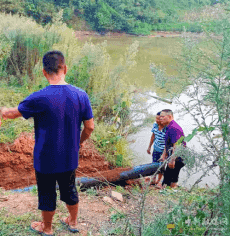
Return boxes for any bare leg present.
[42,210,55,234]
[31,211,55,235]
[155,173,163,184]
[66,203,79,226]
[170,182,178,188]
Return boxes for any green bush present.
[91,122,132,167]
[66,56,91,92]
[0,13,61,85]
[0,0,25,15]
[132,22,152,35]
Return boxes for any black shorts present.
[162,158,185,186]
[35,169,79,211]
[152,150,164,174]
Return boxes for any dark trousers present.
[162,159,185,186]
[35,169,79,211]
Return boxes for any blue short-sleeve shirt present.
[151,123,166,152]
[18,84,93,174]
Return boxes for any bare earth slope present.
[0,132,130,190]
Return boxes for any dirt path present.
[0,184,166,236]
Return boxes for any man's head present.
[42,51,67,79]
[155,111,161,125]
[160,109,174,126]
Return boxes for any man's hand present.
[168,157,176,169]
[158,154,166,162]
[1,107,8,120]
[159,147,166,162]
[80,118,94,145]
[1,107,22,120]
[147,147,151,154]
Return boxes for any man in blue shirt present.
[1,51,94,235]
[147,111,166,188]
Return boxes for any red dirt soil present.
[0,132,131,190]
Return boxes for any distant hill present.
[0,0,227,34]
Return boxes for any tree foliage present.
[0,0,222,34]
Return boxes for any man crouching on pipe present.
[158,109,186,189]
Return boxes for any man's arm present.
[147,133,155,154]
[158,147,167,161]
[168,143,177,169]
[80,118,94,147]
[1,107,22,120]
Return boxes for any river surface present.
[84,34,219,189]
[81,34,181,88]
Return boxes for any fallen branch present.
[148,95,172,104]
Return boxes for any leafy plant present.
[86,187,98,196]
[110,212,126,223]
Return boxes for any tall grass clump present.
[0,13,61,86]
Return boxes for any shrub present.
[91,122,132,167]
[0,13,61,85]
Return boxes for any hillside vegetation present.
[0,0,228,34]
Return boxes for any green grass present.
[152,20,224,33]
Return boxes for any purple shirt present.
[165,120,186,157]
[18,84,93,174]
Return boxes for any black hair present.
[156,111,161,116]
[43,51,65,74]
[161,109,173,116]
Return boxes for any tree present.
[149,5,230,233]
[0,0,25,15]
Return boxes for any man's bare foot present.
[30,222,54,235]
[154,183,163,189]
[170,182,178,188]
[150,176,157,185]
[60,217,79,233]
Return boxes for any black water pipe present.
[11,163,161,192]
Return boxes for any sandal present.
[60,217,79,233]
[30,222,54,236]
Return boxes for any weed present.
[115,186,126,194]
[110,212,126,223]
[86,187,98,196]
[30,186,37,196]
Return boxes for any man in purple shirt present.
[159,109,186,188]
[1,51,94,235]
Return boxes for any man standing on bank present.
[1,51,94,235]
[147,111,166,188]
[159,109,186,188]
